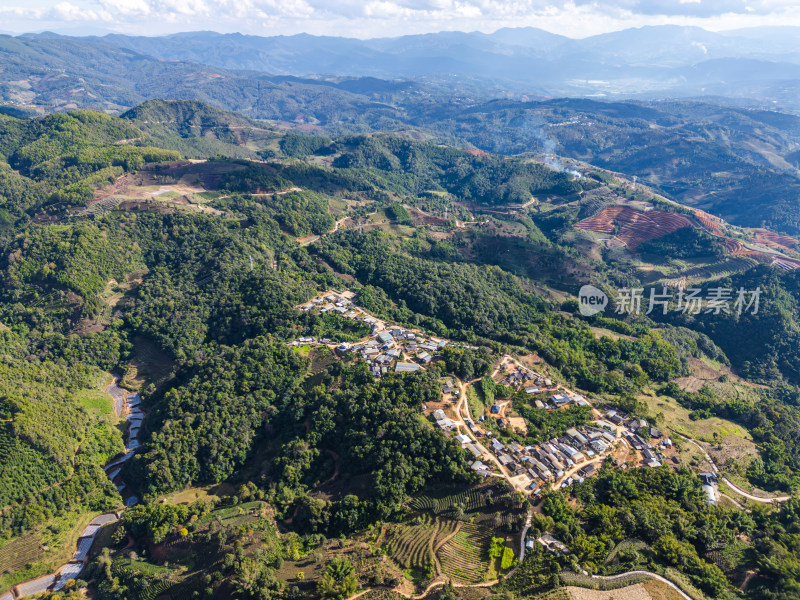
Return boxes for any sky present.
[2,0,800,38]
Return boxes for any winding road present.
[676,433,791,504]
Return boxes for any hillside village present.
[291,291,708,511]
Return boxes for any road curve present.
[676,433,791,504]
[721,477,791,504]
[588,570,693,600]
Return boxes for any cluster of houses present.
[294,291,449,378]
[464,422,618,495]
[501,367,552,390]
[335,327,448,377]
[608,408,673,469]
[298,292,359,317]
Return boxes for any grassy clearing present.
[639,391,750,444]
[468,385,485,421]
[76,389,115,415]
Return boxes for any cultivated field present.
[438,523,493,584]
[575,206,693,250]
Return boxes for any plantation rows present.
[384,516,435,571]
[474,511,517,528]
[438,523,492,584]
[680,257,758,281]
[409,488,489,516]
[0,532,44,575]
[0,428,68,507]
[433,519,458,548]
[111,559,182,600]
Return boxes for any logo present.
[579,285,608,317]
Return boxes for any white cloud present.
[2,0,800,37]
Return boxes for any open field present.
[639,392,752,444]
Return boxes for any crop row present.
[438,523,492,583]
[0,533,44,574]
[386,520,434,570]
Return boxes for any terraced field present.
[409,488,491,517]
[383,515,436,572]
[438,523,493,584]
[575,206,693,250]
[754,229,800,253]
[677,257,759,280]
[719,239,761,257]
[196,501,265,526]
[693,210,725,236]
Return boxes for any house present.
[551,393,570,406]
[497,418,507,428]
[490,404,500,414]
[534,400,546,409]
[508,441,523,454]
[469,443,487,458]
[566,428,588,446]
[524,386,539,394]
[491,438,505,453]
[578,463,596,477]
[699,472,718,485]
[590,439,609,454]
[417,351,433,364]
[596,420,617,433]
[455,433,471,446]
[650,427,663,439]
[471,461,491,475]
[498,454,514,466]
[600,431,616,444]
[395,362,420,373]
[526,538,536,550]
[436,418,456,430]
[433,409,447,421]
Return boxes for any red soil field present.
[719,238,762,257]
[693,210,725,236]
[575,206,693,250]
[754,229,800,253]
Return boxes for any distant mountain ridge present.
[66,25,800,100]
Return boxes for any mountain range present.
[32,25,800,102]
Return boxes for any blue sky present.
[1,0,800,37]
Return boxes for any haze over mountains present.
[22,25,800,104]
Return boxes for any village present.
[291,290,718,508]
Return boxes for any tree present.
[317,557,358,600]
